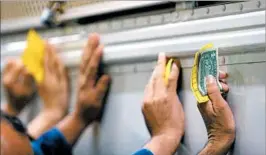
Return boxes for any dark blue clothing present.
[31,128,154,155]
[133,148,154,155]
[1,110,152,155]
[31,128,72,155]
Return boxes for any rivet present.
[222,5,226,12]
[133,65,137,73]
[206,8,210,14]
[257,1,261,8]
[239,4,243,11]
[191,10,194,16]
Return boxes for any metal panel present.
[2,51,263,155]
[1,11,265,67]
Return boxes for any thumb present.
[206,75,225,107]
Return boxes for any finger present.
[221,82,229,93]
[206,75,226,107]
[2,59,16,84]
[150,53,166,92]
[44,43,53,74]
[95,75,110,101]
[155,52,166,78]
[85,45,103,81]
[63,67,70,92]
[3,58,16,75]
[43,43,49,73]
[143,80,154,104]
[57,57,65,81]
[2,59,17,87]
[50,45,60,79]
[149,65,158,84]
[168,62,179,92]
[219,70,228,79]
[9,60,24,82]
[80,33,100,73]
[54,54,64,81]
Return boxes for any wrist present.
[40,108,67,122]
[42,97,68,112]
[72,109,91,128]
[145,133,181,155]
[199,138,234,155]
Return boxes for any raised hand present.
[27,43,70,139]
[198,71,235,155]
[1,59,35,116]
[142,53,185,155]
[57,33,110,145]
[37,43,69,116]
[74,33,110,125]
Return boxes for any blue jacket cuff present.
[31,128,72,155]
[133,148,154,155]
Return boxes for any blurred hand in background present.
[27,42,70,139]
[1,58,35,116]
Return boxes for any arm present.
[30,35,108,155]
[57,33,110,145]
[198,74,235,155]
[27,43,70,139]
[56,111,87,145]
[27,109,66,139]
[135,53,185,155]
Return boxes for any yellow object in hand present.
[190,43,214,104]
[164,58,174,85]
[21,29,45,84]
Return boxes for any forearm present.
[56,110,88,146]
[27,109,65,139]
[144,133,181,155]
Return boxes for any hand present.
[198,72,235,155]
[27,43,70,138]
[1,59,35,116]
[74,33,110,125]
[37,43,69,118]
[57,34,110,145]
[142,53,184,155]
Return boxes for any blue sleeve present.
[31,128,72,155]
[133,148,154,155]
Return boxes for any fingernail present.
[219,70,225,75]
[172,63,177,70]
[206,75,215,84]
[159,52,165,58]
